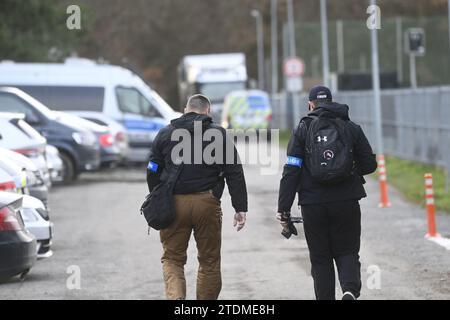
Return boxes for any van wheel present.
[59,152,77,183]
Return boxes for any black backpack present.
[303,112,354,184]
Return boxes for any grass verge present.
[279,130,291,147]
[384,156,449,213]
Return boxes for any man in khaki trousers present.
[147,94,248,300]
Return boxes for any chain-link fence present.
[295,15,450,87]
[271,86,450,187]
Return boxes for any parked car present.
[0,154,27,194]
[66,111,129,162]
[45,145,63,184]
[0,113,50,187]
[21,195,53,259]
[221,90,273,130]
[0,168,17,193]
[0,58,181,162]
[0,87,101,183]
[0,191,36,281]
[55,112,122,167]
[0,166,52,259]
[0,148,49,208]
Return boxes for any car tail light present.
[99,133,114,147]
[115,132,126,143]
[0,206,22,231]
[13,148,40,157]
[0,181,16,192]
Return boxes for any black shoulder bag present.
[140,160,183,231]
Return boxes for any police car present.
[221,90,272,130]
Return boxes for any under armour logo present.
[317,136,328,142]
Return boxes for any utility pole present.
[370,0,383,158]
[251,9,265,90]
[410,54,417,89]
[448,0,450,57]
[396,17,403,85]
[282,23,289,88]
[336,20,345,73]
[271,0,279,95]
[287,0,296,57]
[370,0,390,207]
[320,0,330,87]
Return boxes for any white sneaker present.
[342,291,356,300]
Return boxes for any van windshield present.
[116,87,162,118]
[199,82,246,103]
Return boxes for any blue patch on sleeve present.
[286,156,303,167]
[147,161,159,173]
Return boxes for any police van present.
[221,90,272,130]
[0,58,180,162]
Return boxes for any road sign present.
[284,57,304,92]
[284,57,304,77]
[405,28,426,56]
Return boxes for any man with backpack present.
[277,85,377,300]
[146,94,248,300]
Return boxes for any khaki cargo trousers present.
[160,191,222,300]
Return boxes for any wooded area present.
[0,0,448,106]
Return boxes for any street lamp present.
[271,0,278,95]
[251,9,265,91]
[320,0,330,87]
[286,0,296,57]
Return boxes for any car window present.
[0,93,37,119]
[84,117,107,126]
[17,86,105,112]
[116,87,162,118]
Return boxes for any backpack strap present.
[299,115,316,129]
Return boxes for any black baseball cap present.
[308,85,332,102]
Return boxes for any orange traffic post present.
[424,173,440,238]
[377,154,391,208]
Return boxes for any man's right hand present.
[233,212,246,231]
[276,212,289,228]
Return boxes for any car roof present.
[0,191,22,209]
[55,112,109,133]
[0,58,140,87]
[0,112,25,120]
[0,148,38,171]
[225,89,270,99]
[0,151,25,174]
[0,167,13,184]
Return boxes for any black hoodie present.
[147,112,248,213]
[278,102,377,211]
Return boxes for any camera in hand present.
[280,212,303,239]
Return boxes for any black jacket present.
[147,112,248,213]
[278,102,377,212]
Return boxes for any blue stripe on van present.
[123,120,166,131]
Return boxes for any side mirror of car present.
[25,113,41,125]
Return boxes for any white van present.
[0,58,180,162]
